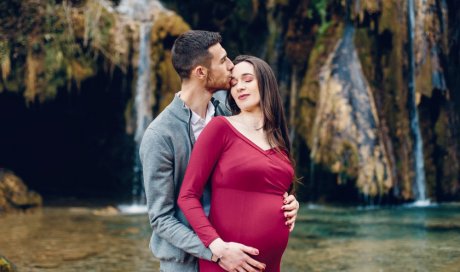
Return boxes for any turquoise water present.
[0,203,459,271]
[285,203,460,271]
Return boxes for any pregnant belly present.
[209,189,290,259]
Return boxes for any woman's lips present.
[238,94,250,100]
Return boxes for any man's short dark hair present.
[172,30,222,79]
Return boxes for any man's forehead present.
[209,43,226,58]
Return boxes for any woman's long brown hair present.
[227,55,294,171]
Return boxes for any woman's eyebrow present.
[241,73,254,77]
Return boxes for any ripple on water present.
[0,204,459,271]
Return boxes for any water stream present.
[1,204,459,271]
[116,0,167,212]
[127,21,153,211]
[407,0,427,202]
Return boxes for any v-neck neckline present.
[221,117,275,154]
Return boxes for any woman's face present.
[230,61,261,112]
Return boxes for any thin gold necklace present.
[236,116,264,131]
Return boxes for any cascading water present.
[407,0,428,205]
[116,0,166,213]
[128,21,153,212]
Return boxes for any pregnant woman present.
[178,55,294,272]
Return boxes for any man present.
[139,30,299,272]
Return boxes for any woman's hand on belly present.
[209,238,267,272]
[282,192,300,232]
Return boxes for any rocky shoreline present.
[0,169,42,213]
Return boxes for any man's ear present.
[192,65,208,80]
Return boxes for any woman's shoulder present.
[198,116,233,143]
[208,115,231,128]
[199,116,230,135]
[207,116,242,141]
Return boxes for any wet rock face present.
[0,169,42,213]
[311,24,393,197]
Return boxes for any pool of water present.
[1,203,459,271]
[287,203,460,271]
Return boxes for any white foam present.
[405,199,434,208]
[118,204,148,214]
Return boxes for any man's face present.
[205,43,234,92]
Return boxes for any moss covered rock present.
[0,255,17,272]
[0,169,42,213]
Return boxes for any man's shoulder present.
[145,110,181,138]
[141,102,181,140]
[212,91,231,117]
[149,108,174,128]
[149,97,187,128]
[139,113,180,158]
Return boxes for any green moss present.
[151,13,189,113]
[0,255,17,272]
[156,51,180,112]
[311,0,330,34]
[0,1,104,102]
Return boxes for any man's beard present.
[206,72,230,92]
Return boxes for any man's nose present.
[228,60,234,70]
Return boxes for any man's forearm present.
[141,129,212,261]
[151,212,212,260]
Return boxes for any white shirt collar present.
[175,92,215,124]
[190,101,215,125]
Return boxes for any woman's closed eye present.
[242,75,254,83]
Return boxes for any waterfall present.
[133,23,153,145]
[116,0,167,213]
[131,21,153,208]
[407,0,428,203]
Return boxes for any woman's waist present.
[208,189,287,227]
[211,186,288,197]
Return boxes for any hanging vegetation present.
[0,0,188,108]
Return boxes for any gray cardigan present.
[139,95,230,267]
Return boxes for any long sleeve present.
[178,117,227,247]
[139,128,212,260]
